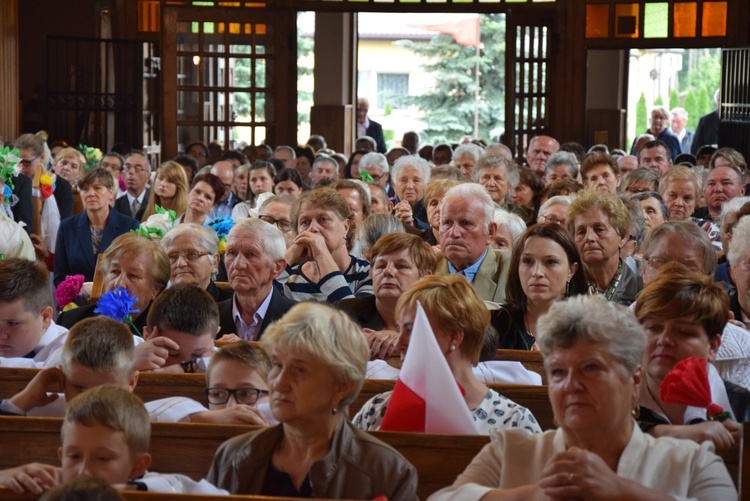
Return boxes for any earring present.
[631,404,640,419]
[449,345,456,352]
[564,280,571,297]
[331,407,337,415]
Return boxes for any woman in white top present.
[429,294,736,500]
[232,161,276,221]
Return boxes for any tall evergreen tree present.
[396,14,506,144]
[683,91,699,130]
[636,93,648,135]
[669,89,680,110]
[697,84,712,117]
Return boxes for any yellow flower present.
[218,239,226,254]
[40,174,53,186]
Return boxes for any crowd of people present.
[0,103,746,499]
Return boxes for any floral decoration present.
[94,286,141,336]
[204,216,234,254]
[133,205,176,240]
[55,274,85,311]
[78,144,103,170]
[659,356,731,421]
[39,174,56,199]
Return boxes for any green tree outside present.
[697,84,712,118]
[683,91,699,130]
[669,88,680,110]
[395,14,506,144]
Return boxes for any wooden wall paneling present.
[0,0,19,143]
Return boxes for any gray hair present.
[493,209,526,242]
[622,197,646,250]
[161,223,219,256]
[228,218,286,262]
[443,183,495,228]
[484,143,513,160]
[538,295,645,376]
[359,152,389,174]
[259,193,295,212]
[620,168,659,194]
[453,143,484,163]
[727,216,750,266]
[641,221,717,276]
[312,155,338,175]
[670,107,688,120]
[274,145,296,159]
[720,196,750,227]
[545,151,579,179]
[359,213,405,257]
[473,155,520,194]
[392,155,431,185]
[538,195,573,217]
[263,302,369,413]
[630,191,670,221]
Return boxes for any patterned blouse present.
[352,389,542,435]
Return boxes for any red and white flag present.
[380,302,478,434]
[409,15,480,47]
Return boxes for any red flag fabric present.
[659,356,725,417]
[379,303,478,434]
[409,16,480,47]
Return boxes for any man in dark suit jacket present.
[114,151,151,221]
[216,218,296,341]
[357,97,387,154]
[691,109,720,155]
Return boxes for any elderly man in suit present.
[216,218,296,341]
[356,97,387,154]
[435,183,511,305]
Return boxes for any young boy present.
[0,258,68,368]
[0,385,227,495]
[137,284,219,371]
[196,341,272,425]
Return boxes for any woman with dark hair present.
[511,167,544,224]
[345,149,369,179]
[490,223,588,350]
[177,173,226,225]
[273,167,304,198]
[294,146,315,184]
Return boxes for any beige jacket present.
[436,246,512,305]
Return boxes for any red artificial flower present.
[40,184,54,199]
[659,356,726,419]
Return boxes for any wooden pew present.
[351,380,556,431]
[0,369,553,429]
[0,489,345,501]
[0,368,209,407]
[0,417,743,499]
[0,417,487,500]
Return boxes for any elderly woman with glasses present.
[208,302,418,500]
[161,224,232,302]
[430,294,737,500]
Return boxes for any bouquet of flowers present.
[204,216,234,254]
[133,205,176,241]
[659,356,731,421]
[55,274,86,311]
[78,144,103,170]
[0,146,21,191]
[94,287,141,336]
[39,173,56,199]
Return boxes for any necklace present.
[588,260,624,301]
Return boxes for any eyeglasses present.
[167,251,211,264]
[124,164,147,174]
[19,154,41,167]
[205,387,269,405]
[259,215,292,232]
[539,215,565,225]
[643,256,697,270]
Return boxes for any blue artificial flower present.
[205,216,234,238]
[94,287,140,322]
[2,184,11,201]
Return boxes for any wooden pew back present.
[0,489,342,501]
[0,417,743,499]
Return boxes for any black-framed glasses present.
[259,215,292,232]
[205,387,269,405]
